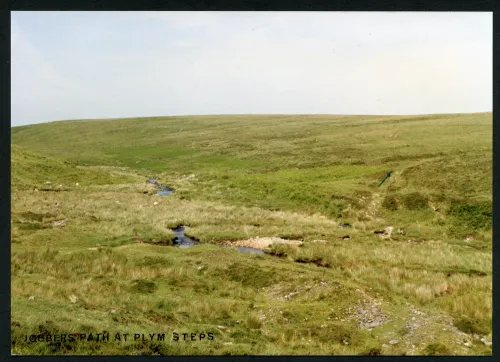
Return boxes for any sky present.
[11,11,492,126]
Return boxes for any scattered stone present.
[284,291,300,300]
[463,341,472,347]
[389,339,399,345]
[223,342,233,345]
[28,296,35,301]
[75,182,79,186]
[235,320,240,324]
[153,202,158,206]
[45,181,51,185]
[482,339,492,346]
[87,247,98,251]
[110,309,116,314]
[52,219,67,227]
[217,325,226,329]
[382,344,389,348]
[342,340,349,345]
[55,201,60,207]
[321,324,327,328]
[69,295,78,303]
[34,188,39,192]
[147,177,159,184]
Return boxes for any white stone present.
[75,183,79,186]
[69,295,78,303]
[154,202,158,206]
[389,339,399,345]
[28,296,35,301]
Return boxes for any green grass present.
[11,113,492,355]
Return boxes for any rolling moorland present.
[11,113,492,355]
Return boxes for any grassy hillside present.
[11,113,492,355]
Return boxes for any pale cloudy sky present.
[11,11,492,126]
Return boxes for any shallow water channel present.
[172,226,264,255]
[147,177,175,196]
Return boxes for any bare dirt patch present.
[224,237,303,250]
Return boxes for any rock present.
[28,296,35,301]
[69,295,78,303]
[223,342,233,345]
[389,339,399,345]
[55,201,60,207]
[483,340,492,346]
[75,183,79,186]
[342,340,349,345]
[34,188,39,192]
[464,235,474,241]
[87,247,98,251]
[385,226,394,236]
[382,344,389,348]
[52,219,67,227]
[153,202,158,206]
[110,309,116,314]
[464,341,472,347]
[45,181,51,185]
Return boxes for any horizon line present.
[12,111,493,127]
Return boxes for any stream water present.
[172,226,264,254]
[147,177,175,196]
